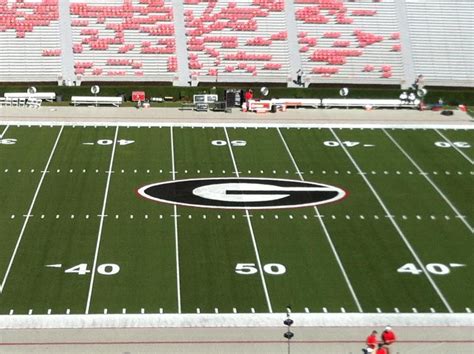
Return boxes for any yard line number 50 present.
[235,263,286,275]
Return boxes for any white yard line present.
[384,129,473,234]
[434,129,473,165]
[0,125,9,138]
[170,127,182,314]
[276,128,363,312]
[223,127,273,313]
[85,126,119,314]
[329,128,453,313]
[0,126,64,294]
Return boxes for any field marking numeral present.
[97,139,134,146]
[435,141,470,149]
[0,138,17,145]
[324,141,360,147]
[64,263,120,275]
[397,262,464,276]
[235,263,286,275]
[212,140,247,147]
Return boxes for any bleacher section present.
[0,0,62,82]
[182,0,290,83]
[404,0,474,87]
[0,0,472,87]
[294,0,403,85]
[70,0,176,81]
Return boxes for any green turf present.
[0,124,472,314]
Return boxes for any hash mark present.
[141,308,145,314]
[9,309,14,315]
[104,309,108,314]
[466,308,471,313]
[305,307,309,313]
[159,308,163,314]
[196,308,200,314]
[214,308,219,314]
[341,307,346,313]
[412,308,418,313]
[233,308,237,313]
[394,308,399,313]
[376,308,381,313]
[323,307,327,313]
[251,308,255,313]
[430,308,436,313]
[122,308,126,314]
[66,309,70,314]
[28,309,33,315]
[47,309,51,315]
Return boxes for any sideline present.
[1,119,474,129]
[0,313,472,329]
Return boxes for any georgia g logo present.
[137,178,347,210]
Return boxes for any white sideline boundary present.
[0,313,471,329]
[1,120,473,130]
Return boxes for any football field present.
[0,122,472,316]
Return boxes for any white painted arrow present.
[449,263,466,268]
[45,264,62,268]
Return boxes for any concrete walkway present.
[0,106,472,127]
[1,325,473,353]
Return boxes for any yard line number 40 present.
[65,263,120,275]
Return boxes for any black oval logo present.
[137,178,346,210]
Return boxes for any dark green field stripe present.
[388,129,473,226]
[174,127,268,314]
[89,127,178,314]
[336,128,472,311]
[0,127,115,314]
[280,128,447,312]
[227,127,360,313]
[0,126,61,309]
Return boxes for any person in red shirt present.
[375,343,387,354]
[244,89,253,102]
[365,330,378,352]
[381,326,396,353]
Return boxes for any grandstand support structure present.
[58,0,75,85]
[284,0,304,88]
[172,0,191,86]
[395,0,416,89]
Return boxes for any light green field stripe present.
[388,129,473,226]
[0,126,61,287]
[89,127,178,315]
[343,129,472,311]
[173,127,268,314]
[280,128,446,312]
[226,128,359,313]
[0,127,115,314]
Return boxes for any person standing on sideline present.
[381,326,396,353]
[365,330,378,353]
[375,343,387,354]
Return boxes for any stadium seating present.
[0,0,61,81]
[183,0,290,83]
[404,0,474,87]
[0,0,472,87]
[69,0,177,81]
[294,0,403,85]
